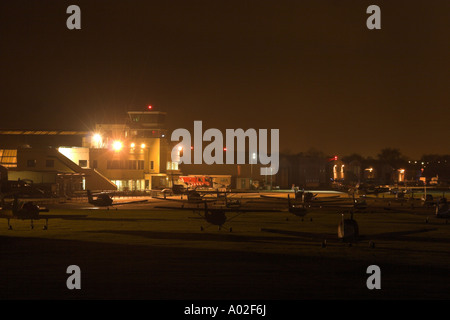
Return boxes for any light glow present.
[113,140,123,151]
[92,133,102,148]
[93,133,101,143]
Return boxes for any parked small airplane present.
[155,189,218,205]
[0,195,50,230]
[287,194,308,217]
[260,189,341,205]
[332,195,368,211]
[259,190,346,215]
[87,190,148,208]
[155,201,280,231]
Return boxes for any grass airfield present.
[1,194,450,300]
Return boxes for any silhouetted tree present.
[342,153,365,164]
[304,147,326,159]
[377,148,407,168]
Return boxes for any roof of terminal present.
[0,130,88,135]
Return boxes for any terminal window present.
[79,160,88,168]
[107,159,145,170]
[0,149,17,168]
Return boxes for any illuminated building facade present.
[0,107,178,195]
[85,107,176,191]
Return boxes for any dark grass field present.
[1,197,450,300]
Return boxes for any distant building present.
[85,108,174,191]
[273,153,330,189]
[0,147,116,197]
[0,107,178,195]
[408,157,450,186]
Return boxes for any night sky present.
[0,1,449,158]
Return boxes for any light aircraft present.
[261,189,342,204]
[257,190,344,220]
[155,201,280,231]
[87,190,148,208]
[259,190,346,211]
[0,195,50,230]
[355,184,390,196]
[316,189,395,212]
[329,195,369,211]
[155,189,218,205]
[287,194,308,217]
[246,192,311,221]
[362,189,449,212]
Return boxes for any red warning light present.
[223,147,227,151]
[328,155,338,162]
[148,105,152,110]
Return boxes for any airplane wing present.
[110,199,148,206]
[260,194,285,200]
[154,196,217,203]
[315,195,343,199]
[195,190,258,194]
[259,194,348,203]
[155,205,280,213]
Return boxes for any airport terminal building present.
[0,107,180,196]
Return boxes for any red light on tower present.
[328,155,338,162]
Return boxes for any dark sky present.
[0,0,449,159]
